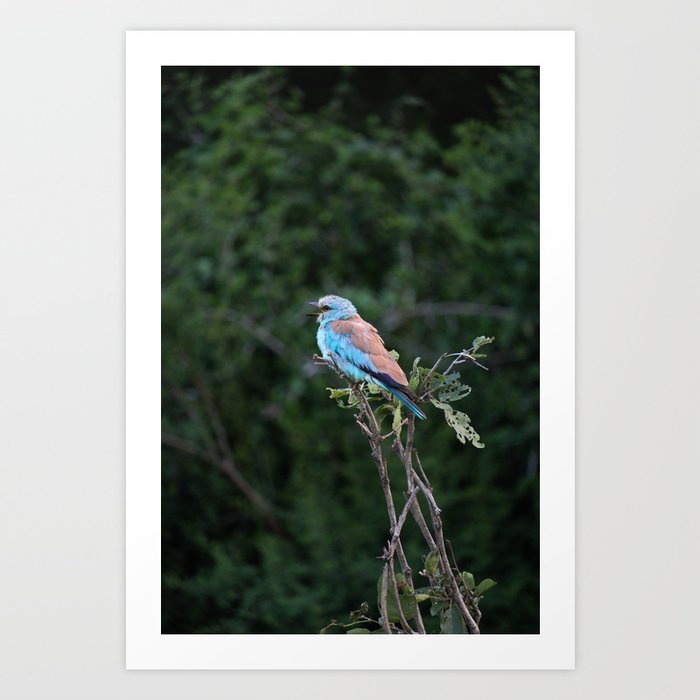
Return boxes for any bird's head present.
[306,294,358,323]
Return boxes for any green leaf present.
[430,372,459,392]
[438,603,466,634]
[453,605,467,634]
[471,336,495,353]
[389,349,399,361]
[327,387,351,400]
[374,403,395,426]
[430,399,485,448]
[430,599,449,617]
[376,572,417,623]
[327,386,361,409]
[438,381,472,403]
[461,571,475,591]
[475,578,497,596]
[422,549,440,577]
[346,627,370,634]
[392,405,403,435]
[409,356,429,391]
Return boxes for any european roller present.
[308,295,427,420]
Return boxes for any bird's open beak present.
[305,300,320,317]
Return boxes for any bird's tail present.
[383,385,427,421]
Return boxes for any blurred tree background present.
[161,66,539,634]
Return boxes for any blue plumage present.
[309,295,426,420]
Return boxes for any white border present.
[126,30,574,670]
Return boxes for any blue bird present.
[308,295,426,420]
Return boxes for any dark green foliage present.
[161,66,539,634]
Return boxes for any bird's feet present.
[313,353,344,378]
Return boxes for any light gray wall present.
[1,2,698,698]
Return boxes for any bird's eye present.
[322,305,331,312]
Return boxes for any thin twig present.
[380,301,514,332]
[386,487,419,562]
[387,563,415,634]
[384,487,421,634]
[161,432,216,465]
[161,432,286,538]
[411,468,479,634]
[225,309,287,356]
[395,425,438,554]
[165,354,286,537]
[446,539,461,575]
[387,421,428,633]
[418,352,448,395]
[418,347,489,400]
[355,391,426,633]
[171,386,217,454]
[379,565,391,634]
[443,350,489,376]
[413,449,432,491]
[322,350,483,634]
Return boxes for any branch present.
[354,390,425,634]
[393,423,438,559]
[165,354,286,537]
[419,352,449,395]
[161,432,216,464]
[161,432,286,538]
[379,566,391,635]
[386,486,419,563]
[411,463,479,634]
[387,563,415,634]
[319,344,488,634]
[418,342,491,400]
[383,487,421,634]
[380,301,514,332]
[225,309,287,356]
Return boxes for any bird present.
[307,294,426,420]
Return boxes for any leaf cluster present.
[321,551,497,634]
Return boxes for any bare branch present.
[165,356,287,537]
[443,350,489,376]
[387,563,416,634]
[386,487,419,563]
[418,352,449,395]
[418,343,491,400]
[380,301,514,332]
[320,347,486,634]
[225,309,287,356]
[162,431,286,538]
[411,468,479,634]
[161,432,216,465]
[379,565,391,635]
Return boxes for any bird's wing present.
[330,318,409,389]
